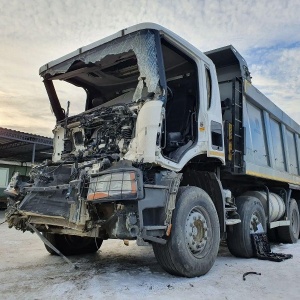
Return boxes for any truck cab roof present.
[39,22,213,77]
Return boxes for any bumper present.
[9,165,176,243]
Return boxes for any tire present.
[277,199,300,243]
[152,186,220,278]
[227,196,266,258]
[43,233,103,256]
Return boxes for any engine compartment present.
[54,99,144,163]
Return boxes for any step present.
[226,219,241,225]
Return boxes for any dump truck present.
[5,23,300,277]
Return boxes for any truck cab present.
[43,24,225,171]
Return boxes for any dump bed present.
[206,46,300,186]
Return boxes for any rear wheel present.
[277,199,300,243]
[153,186,220,277]
[43,233,103,256]
[227,196,266,258]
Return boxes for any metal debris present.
[26,222,78,269]
[243,272,261,281]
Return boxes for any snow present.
[0,211,299,299]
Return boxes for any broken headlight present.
[87,171,139,201]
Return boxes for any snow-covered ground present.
[0,210,299,300]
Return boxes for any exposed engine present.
[55,100,143,164]
[3,99,144,230]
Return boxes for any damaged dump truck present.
[5,23,300,277]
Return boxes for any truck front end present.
[5,28,179,247]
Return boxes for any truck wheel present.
[227,196,266,258]
[43,233,103,256]
[277,199,300,243]
[152,186,220,277]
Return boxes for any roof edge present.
[39,23,211,75]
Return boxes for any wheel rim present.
[250,213,263,233]
[291,208,299,236]
[185,207,209,257]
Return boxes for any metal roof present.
[0,127,53,163]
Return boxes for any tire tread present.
[227,196,266,258]
[43,233,103,256]
[277,199,299,243]
[153,186,220,277]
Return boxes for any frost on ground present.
[0,210,299,300]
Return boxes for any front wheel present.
[153,186,220,277]
[43,233,103,256]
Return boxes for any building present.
[0,127,53,207]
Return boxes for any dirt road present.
[0,211,299,299]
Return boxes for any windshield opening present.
[43,30,162,117]
[53,80,86,116]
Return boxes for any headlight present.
[87,171,138,201]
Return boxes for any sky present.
[0,0,300,137]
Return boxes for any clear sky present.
[1,0,299,137]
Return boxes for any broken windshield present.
[42,30,162,110]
